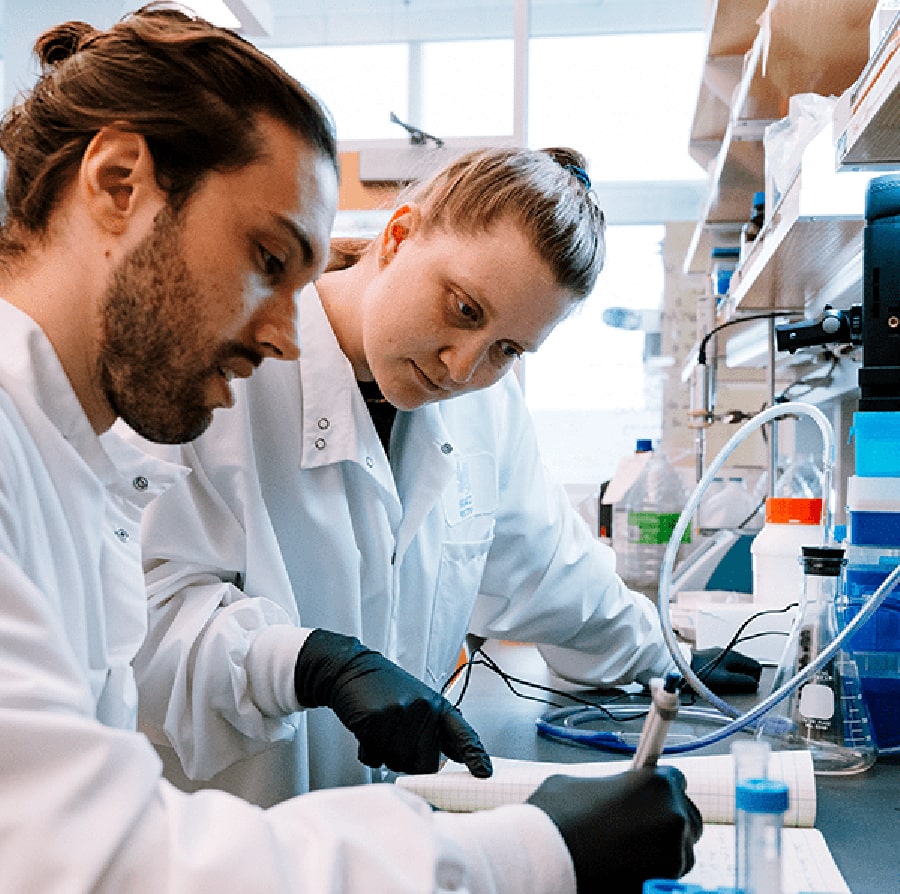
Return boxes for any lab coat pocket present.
[426,532,493,688]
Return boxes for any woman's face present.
[357,214,576,411]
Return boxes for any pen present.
[631,671,681,769]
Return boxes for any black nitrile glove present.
[527,766,702,894]
[689,647,762,695]
[294,628,492,778]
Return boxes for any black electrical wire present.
[442,646,648,723]
[776,351,840,402]
[697,311,792,366]
[687,602,798,685]
[443,605,800,731]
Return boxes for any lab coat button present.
[314,437,326,450]
[317,417,329,430]
[365,456,374,468]
[434,857,465,890]
[114,528,130,543]
[132,475,149,491]
[441,442,453,454]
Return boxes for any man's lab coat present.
[0,298,575,894]
[133,284,673,806]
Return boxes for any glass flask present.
[756,546,877,775]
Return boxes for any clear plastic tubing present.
[656,401,900,748]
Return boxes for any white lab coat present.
[132,284,674,807]
[0,298,575,894]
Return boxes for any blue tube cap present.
[735,778,789,814]
[643,882,740,893]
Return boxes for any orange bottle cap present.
[764,497,823,525]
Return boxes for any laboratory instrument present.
[756,546,876,774]
[775,171,900,411]
[631,673,681,769]
[541,401,900,762]
[546,175,900,760]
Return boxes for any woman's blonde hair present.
[329,146,604,299]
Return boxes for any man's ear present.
[380,203,421,265]
[79,125,161,236]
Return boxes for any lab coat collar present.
[0,298,186,508]
[295,284,458,529]
[296,285,402,492]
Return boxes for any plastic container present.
[610,438,654,558]
[697,477,760,533]
[739,190,766,264]
[750,498,825,605]
[613,444,690,594]
[695,477,725,532]
[642,884,736,894]
[710,246,740,303]
[732,739,771,783]
[851,410,900,477]
[846,475,900,546]
[773,453,823,499]
[840,559,900,752]
[734,779,789,894]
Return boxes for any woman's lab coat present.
[0,298,575,894]
[133,284,674,806]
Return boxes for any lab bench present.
[453,640,900,894]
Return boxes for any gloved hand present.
[294,628,492,778]
[526,766,702,894]
[689,646,762,695]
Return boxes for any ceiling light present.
[178,0,273,37]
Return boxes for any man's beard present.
[97,205,219,444]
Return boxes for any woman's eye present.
[498,340,522,359]
[259,245,285,277]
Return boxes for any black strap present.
[357,379,397,454]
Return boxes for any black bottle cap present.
[800,545,846,577]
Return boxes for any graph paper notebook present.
[397,750,850,894]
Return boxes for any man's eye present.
[498,340,522,359]
[457,298,480,321]
[259,245,285,277]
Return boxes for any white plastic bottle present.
[750,497,825,605]
[611,438,654,564]
[700,476,760,532]
[696,476,726,533]
[613,444,690,594]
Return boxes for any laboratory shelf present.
[688,0,768,172]
[684,117,765,276]
[724,176,864,314]
[836,12,900,170]
[680,149,871,384]
[685,0,878,276]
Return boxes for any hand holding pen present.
[632,671,682,768]
[528,666,701,890]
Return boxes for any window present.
[526,225,665,484]
[528,32,706,182]
[420,40,514,138]
[267,44,409,141]
[526,225,664,412]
